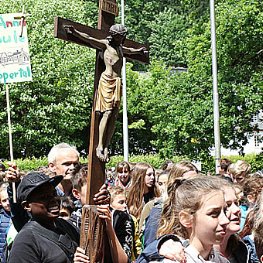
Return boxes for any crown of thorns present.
[109,24,127,36]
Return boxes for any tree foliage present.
[0,0,97,158]
[0,0,262,163]
[126,0,263,160]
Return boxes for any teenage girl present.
[115,161,132,189]
[211,180,250,263]
[141,161,198,248]
[127,162,160,220]
[150,178,252,263]
[137,176,230,263]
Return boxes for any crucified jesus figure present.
[64,24,147,162]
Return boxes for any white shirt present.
[151,244,229,263]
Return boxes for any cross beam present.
[54,17,149,64]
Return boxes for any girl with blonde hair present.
[138,176,230,263]
[228,160,251,184]
[149,178,252,263]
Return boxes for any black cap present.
[17,172,63,203]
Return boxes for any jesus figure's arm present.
[64,25,107,50]
[122,46,148,55]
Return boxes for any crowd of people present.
[0,143,262,263]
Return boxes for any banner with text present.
[0,13,32,84]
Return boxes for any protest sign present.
[0,13,32,84]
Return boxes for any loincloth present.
[95,72,121,112]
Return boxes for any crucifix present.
[54,0,149,261]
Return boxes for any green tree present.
[0,0,97,158]
[148,8,188,67]
[131,0,263,160]
[0,0,262,163]
[215,0,263,150]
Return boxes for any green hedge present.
[3,153,262,174]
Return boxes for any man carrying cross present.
[64,24,147,162]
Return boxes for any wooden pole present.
[5,84,17,203]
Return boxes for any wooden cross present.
[54,0,149,261]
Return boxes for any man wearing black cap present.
[7,172,89,263]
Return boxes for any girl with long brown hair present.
[127,162,159,220]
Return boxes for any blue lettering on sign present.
[0,16,6,28]
[0,66,31,84]
[0,15,26,28]
[0,30,25,45]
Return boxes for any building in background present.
[221,110,263,156]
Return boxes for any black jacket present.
[8,218,79,263]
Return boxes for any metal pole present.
[121,0,129,161]
[5,84,17,202]
[209,0,221,173]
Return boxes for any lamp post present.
[121,0,129,161]
[210,0,221,173]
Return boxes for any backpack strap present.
[26,221,78,262]
[112,210,121,229]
